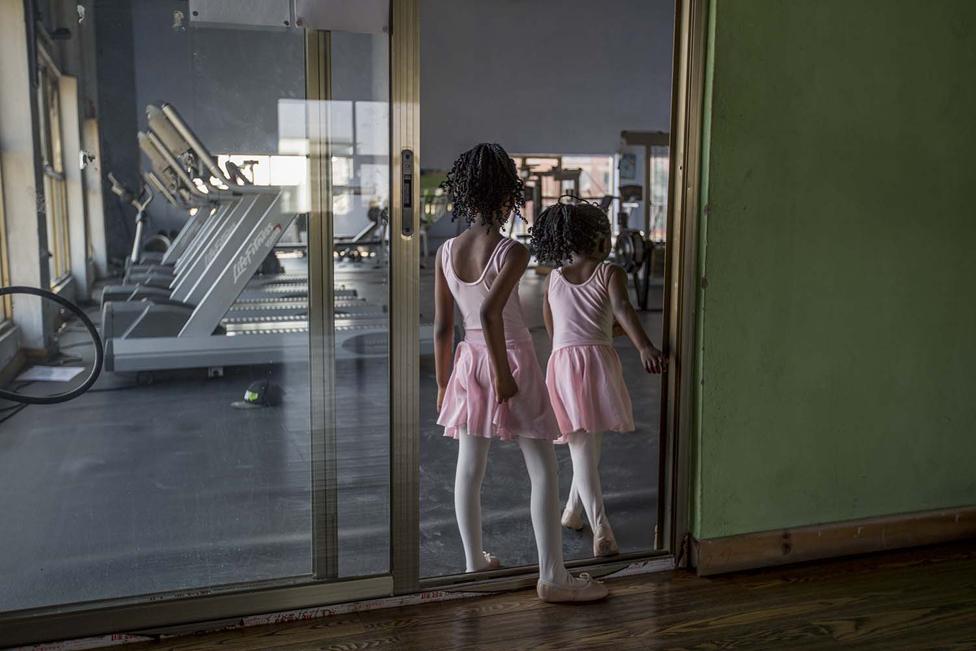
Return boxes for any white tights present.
[565,432,610,532]
[455,434,572,585]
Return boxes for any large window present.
[37,55,71,285]
[648,146,670,242]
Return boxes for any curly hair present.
[529,196,611,266]
[440,143,526,228]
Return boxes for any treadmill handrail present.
[144,171,181,208]
[160,103,232,186]
[143,131,208,200]
[335,220,382,245]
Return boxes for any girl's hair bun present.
[529,195,610,265]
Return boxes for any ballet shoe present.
[481,551,501,570]
[593,526,619,557]
[561,506,585,531]
[536,572,609,603]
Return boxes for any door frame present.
[398,0,708,592]
[389,0,422,596]
[0,0,708,644]
[660,0,708,565]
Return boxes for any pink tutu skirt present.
[546,344,635,440]
[438,335,560,441]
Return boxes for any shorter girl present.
[531,198,665,557]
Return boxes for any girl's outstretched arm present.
[480,242,530,403]
[607,265,666,374]
[542,273,554,340]
[434,247,456,410]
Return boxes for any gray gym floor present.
[418,266,663,577]
[0,259,661,613]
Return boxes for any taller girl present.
[435,143,607,603]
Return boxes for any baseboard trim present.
[692,505,976,576]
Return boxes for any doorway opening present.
[416,0,680,581]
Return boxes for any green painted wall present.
[694,0,976,539]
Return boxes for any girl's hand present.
[436,386,447,412]
[494,373,519,404]
[640,345,667,374]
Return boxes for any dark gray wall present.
[130,0,305,232]
[131,0,305,154]
[94,0,141,264]
[419,0,675,169]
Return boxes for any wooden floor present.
[127,542,976,650]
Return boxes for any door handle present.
[401,149,414,237]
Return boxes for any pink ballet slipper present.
[593,526,619,557]
[481,551,501,570]
[561,505,585,531]
[537,573,609,603]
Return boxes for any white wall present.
[61,75,92,299]
[420,0,675,169]
[83,117,109,277]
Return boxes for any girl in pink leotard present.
[531,198,666,557]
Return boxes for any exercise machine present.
[100,103,430,372]
[334,204,388,267]
[107,172,171,272]
[613,207,664,312]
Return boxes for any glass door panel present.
[0,0,393,619]
[304,27,393,579]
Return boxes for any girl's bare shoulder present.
[502,238,530,265]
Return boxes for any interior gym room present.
[0,0,974,649]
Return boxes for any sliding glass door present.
[1,0,693,644]
[0,1,410,645]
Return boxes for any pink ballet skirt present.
[438,332,560,441]
[546,343,635,440]
[545,263,635,441]
[437,236,560,441]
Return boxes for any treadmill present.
[101,106,359,313]
[102,104,431,372]
[104,107,303,301]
